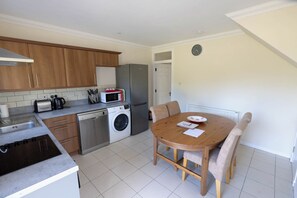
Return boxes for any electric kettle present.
[52,95,66,110]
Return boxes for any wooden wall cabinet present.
[28,44,67,89]
[43,114,80,155]
[0,40,34,90]
[95,52,119,67]
[64,49,97,87]
[0,36,121,91]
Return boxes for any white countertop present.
[0,102,127,197]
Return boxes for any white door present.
[153,63,171,105]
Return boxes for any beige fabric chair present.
[165,101,181,116]
[182,112,252,198]
[150,104,169,123]
[229,112,252,180]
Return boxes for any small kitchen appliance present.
[100,90,122,103]
[52,95,66,110]
[33,99,52,113]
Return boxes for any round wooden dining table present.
[151,112,235,196]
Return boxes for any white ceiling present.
[0,0,273,46]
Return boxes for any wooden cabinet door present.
[28,44,67,89]
[64,49,96,87]
[95,52,119,67]
[0,40,33,90]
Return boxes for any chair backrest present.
[214,112,252,181]
[166,101,181,116]
[150,104,169,123]
[214,127,242,181]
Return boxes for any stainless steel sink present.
[0,115,41,134]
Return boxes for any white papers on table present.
[177,121,198,129]
[183,128,205,138]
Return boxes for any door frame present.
[153,62,172,106]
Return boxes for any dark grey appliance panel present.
[131,103,148,135]
[116,64,131,103]
[130,64,148,105]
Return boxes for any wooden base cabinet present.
[44,114,80,155]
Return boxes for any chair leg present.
[225,167,230,184]
[166,146,170,151]
[174,149,178,171]
[230,157,236,179]
[182,158,188,181]
[215,179,221,198]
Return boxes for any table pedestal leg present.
[153,136,158,165]
[201,146,210,196]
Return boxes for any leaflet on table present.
[177,121,198,129]
[183,128,205,138]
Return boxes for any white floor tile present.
[250,158,275,175]
[101,154,125,169]
[140,160,169,178]
[73,153,99,169]
[91,147,115,161]
[132,194,143,198]
[246,167,274,188]
[155,168,182,191]
[129,154,150,168]
[80,182,101,198]
[102,181,136,198]
[239,191,256,198]
[124,170,153,192]
[252,150,275,165]
[237,145,254,157]
[276,156,291,169]
[275,177,294,197]
[81,161,109,180]
[130,142,151,153]
[234,163,249,177]
[139,180,172,198]
[242,178,274,198]
[276,166,293,182]
[229,173,246,190]
[174,180,203,198]
[117,147,140,160]
[107,141,128,153]
[78,170,89,186]
[168,193,182,198]
[275,190,294,198]
[111,161,137,179]
[91,170,121,193]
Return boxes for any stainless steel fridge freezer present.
[116,64,149,135]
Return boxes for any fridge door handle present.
[133,102,147,106]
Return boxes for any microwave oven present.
[100,91,122,103]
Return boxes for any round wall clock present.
[191,44,202,56]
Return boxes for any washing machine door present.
[113,113,129,132]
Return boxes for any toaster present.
[34,99,52,113]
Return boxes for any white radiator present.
[186,104,240,123]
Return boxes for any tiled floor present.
[72,129,293,198]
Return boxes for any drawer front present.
[50,122,78,141]
[61,137,79,154]
[44,114,76,127]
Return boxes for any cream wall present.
[230,4,297,67]
[154,33,297,157]
[0,17,153,107]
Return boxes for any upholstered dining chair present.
[182,112,252,198]
[228,112,252,181]
[165,101,181,116]
[165,101,181,152]
[149,104,169,123]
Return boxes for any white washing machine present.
[107,105,131,143]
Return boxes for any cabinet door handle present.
[28,73,32,88]
[35,74,39,87]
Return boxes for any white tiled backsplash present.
[0,87,96,108]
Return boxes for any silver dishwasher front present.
[77,109,109,155]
